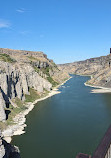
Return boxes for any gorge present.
[0,48,111,158]
[12,75,111,158]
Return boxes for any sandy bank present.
[84,82,111,93]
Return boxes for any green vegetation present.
[34,66,40,73]
[28,56,40,61]
[0,88,50,129]
[14,98,25,108]
[41,67,50,76]
[29,56,59,87]
[51,61,57,67]
[41,88,49,97]
[51,62,59,70]
[63,77,68,81]
[34,66,58,87]
[41,67,58,87]
[25,88,40,102]
[5,88,49,126]
[47,76,58,87]
[6,98,26,125]
[0,53,16,63]
[0,90,40,129]
[0,98,27,128]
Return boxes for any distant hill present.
[58,54,111,88]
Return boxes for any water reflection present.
[12,75,111,158]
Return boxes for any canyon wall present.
[58,54,111,88]
[0,48,69,124]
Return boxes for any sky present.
[0,0,111,64]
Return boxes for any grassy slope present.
[0,54,16,63]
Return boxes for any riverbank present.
[77,74,111,93]
[84,82,111,93]
[73,74,111,93]
[2,77,71,143]
[12,74,111,158]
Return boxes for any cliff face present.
[58,54,111,88]
[0,61,52,122]
[0,48,69,124]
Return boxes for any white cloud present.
[0,19,10,28]
[16,8,25,13]
[19,30,31,35]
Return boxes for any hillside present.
[58,54,111,88]
[0,48,69,128]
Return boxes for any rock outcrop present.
[0,130,20,158]
[0,61,52,122]
[0,91,6,122]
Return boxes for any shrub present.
[0,53,16,63]
[25,88,40,102]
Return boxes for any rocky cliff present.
[58,54,111,88]
[0,48,69,128]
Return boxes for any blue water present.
[12,75,111,158]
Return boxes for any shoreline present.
[2,77,71,143]
[84,82,111,93]
[2,74,111,143]
[76,74,111,93]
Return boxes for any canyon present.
[0,48,111,158]
[58,53,111,89]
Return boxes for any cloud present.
[0,19,10,28]
[16,8,25,13]
[19,30,31,35]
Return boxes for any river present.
[12,75,111,158]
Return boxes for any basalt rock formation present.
[0,48,69,124]
[58,54,111,88]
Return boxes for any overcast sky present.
[0,0,111,64]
